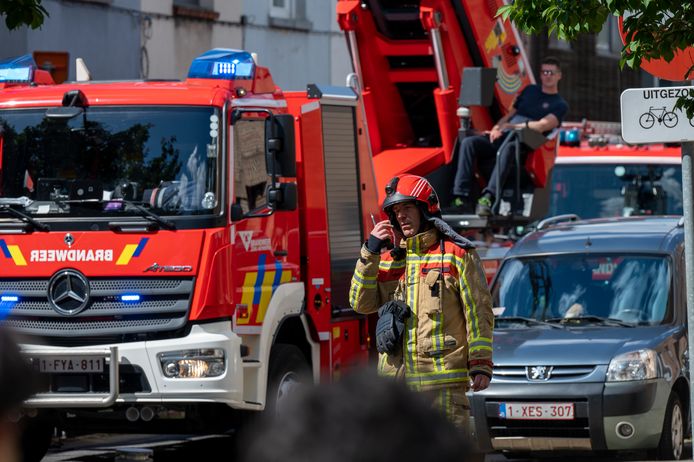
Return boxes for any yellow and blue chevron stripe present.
[0,240,26,266]
[238,254,292,325]
[116,238,149,265]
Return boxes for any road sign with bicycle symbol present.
[621,86,694,143]
[638,106,694,129]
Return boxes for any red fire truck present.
[336,0,553,224]
[0,51,379,459]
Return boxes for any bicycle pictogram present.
[639,106,678,129]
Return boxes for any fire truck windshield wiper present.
[119,199,177,230]
[59,199,177,231]
[0,204,50,232]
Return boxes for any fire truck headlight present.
[607,349,658,382]
[158,349,226,379]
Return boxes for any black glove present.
[366,234,391,253]
[375,300,411,355]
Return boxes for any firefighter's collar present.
[404,227,439,253]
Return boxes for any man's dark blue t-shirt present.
[512,84,568,124]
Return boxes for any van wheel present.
[653,392,685,460]
[266,344,311,417]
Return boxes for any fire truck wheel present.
[19,416,54,462]
[266,343,311,417]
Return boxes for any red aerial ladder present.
[337,0,555,226]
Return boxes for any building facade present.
[0,0,351,90]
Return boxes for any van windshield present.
[0,106,221,217]
[492,254,671,325]
[549,164,682,219]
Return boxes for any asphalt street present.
[43,433,693,462]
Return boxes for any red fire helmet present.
[382,174,440,216]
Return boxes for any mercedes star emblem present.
[64,233,74,247]
[48,269,90,316]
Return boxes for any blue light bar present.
[0,295,19,303]
[121,294,141,303]
[187,49,255,80]
[0,54,36,83]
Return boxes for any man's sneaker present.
[451,196,475,214]
[476,194,494,216]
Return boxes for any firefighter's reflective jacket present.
[350,227,494,390]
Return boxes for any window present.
[233,119,268,213]
[493,254,671,325]
[596,16,623,57]
[172,0,219,21]
[269,0,312,30]
[270,0,291,19]
[549,164,683,219]
[0,107,222,218]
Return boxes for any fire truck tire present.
[266,343,311,417]
[20,417,53,462]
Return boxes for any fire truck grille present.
[2,278,193,341]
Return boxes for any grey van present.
[471,216,689,459]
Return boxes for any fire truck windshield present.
[549,164,683,219]
[0,106,221,218]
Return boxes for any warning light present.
[187,49,255,80]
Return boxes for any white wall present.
[142,0,243,80]
[242,0,350,90]
[0,0,141,80]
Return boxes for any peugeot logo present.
[48,269,90,316]
[527,366,553,381]
[64,233,74,247]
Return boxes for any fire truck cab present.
[0,50,379,460]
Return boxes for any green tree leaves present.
[499,0,694,117]
[0,0,48,30]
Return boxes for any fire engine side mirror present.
[230,203,244,221]
[268,183,297,211]
[264,114,296,177]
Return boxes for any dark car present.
[471,216,689,460]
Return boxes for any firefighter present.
[350,174,494,436]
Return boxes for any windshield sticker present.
[590,257,623,280]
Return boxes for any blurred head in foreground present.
[240,369,468,462]
[0,328,39,462]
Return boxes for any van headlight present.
[606,349,658,382]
